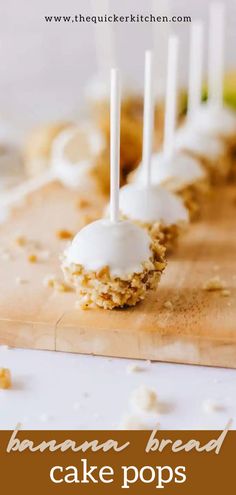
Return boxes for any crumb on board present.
[221,289,231,297]
[76,198,91,209]
[0,368,12,389]
[14,235,42,251]
[203,275,225,291]
[56,229,74,240]
[76,300,90,310]
[163,300,173,310]
[43,274,57,288]
[43,275,71,292]
[27,253,38,263]
[75,294,91,310]
[130,385,159,413]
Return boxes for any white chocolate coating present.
[192,103,236,138]
[132,151,206,191]
[174,124,225,160]
[119,184,189,225]
[64,219,152,277]
[50,124,105,189]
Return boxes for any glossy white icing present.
[64,219,152,277]
[119,183,189,225]
[132,151,206,191]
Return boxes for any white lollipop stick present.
[188,21,204,120]
[208,2,225,108]
[91,0,115,73]
[152,0,171,99]
[0,169,55,208]
[163,36,179,158]
[142,50,154,188]
[110,68,120,223]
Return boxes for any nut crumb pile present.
[62,239,166,310]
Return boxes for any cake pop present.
[130,38,207,221]
[117,49,189,253]
[62,69,166,309]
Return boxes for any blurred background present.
[0,0,235,129]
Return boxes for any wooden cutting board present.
[0,180,236,368]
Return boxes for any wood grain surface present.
[0,180,236,368]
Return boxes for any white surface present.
[0,346,236,430]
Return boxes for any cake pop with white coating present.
[117,50,189,253]
[62,69,166,310]
[197,2,236,166]
[174,20,232,184]
[130,37,208,221]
